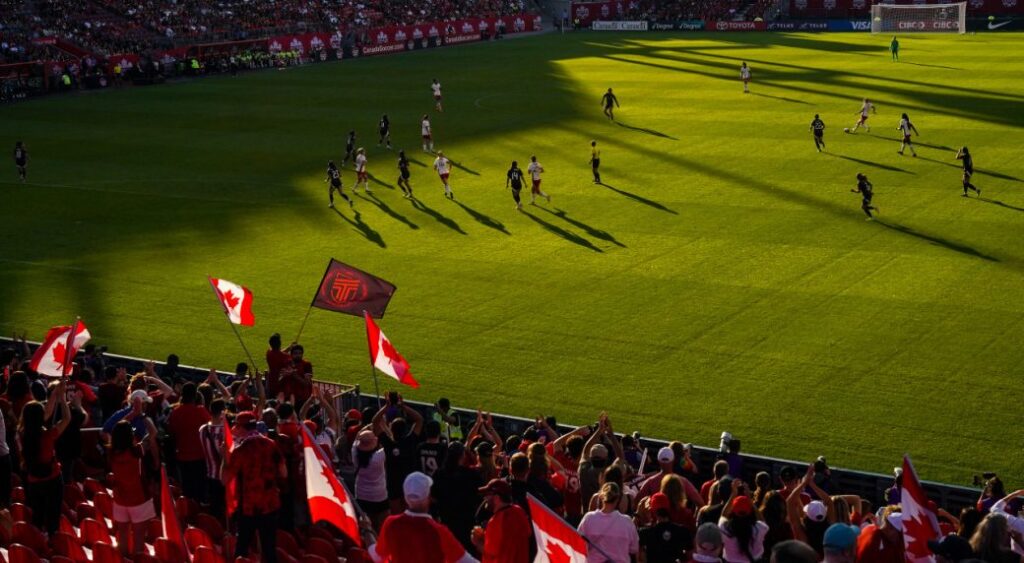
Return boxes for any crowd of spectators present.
[2,333,1023,563]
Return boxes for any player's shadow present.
[332,208,386,248]
[448,159,481,176]
[537,207,625,248]
[902,61,961,71]
[366,174,394,189]
[359,193,419,230]
[750,92,810,105]
[453,201,510,235]
[978,197,1024,213]
[828,153,914,174]
[410,198,467,235]
[615,121,678,140]
[599,182,677,214]
[521,209,603,253]
[915,155,1024,183]
[405,156,429,167]
[876,221,998,262]
[865,133,955,152]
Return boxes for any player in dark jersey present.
[378,114,391,149]
[601,88,619,121]
[809,115,826,152]
[506,160,525,210]
[590,140,601,183]
[851,173,878,220]
[342,130,356,166]
[397,150,412,199]
[13,141,27,182]
[956,146,980,197]
[325,160,352,208]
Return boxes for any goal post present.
[871,2,967,34]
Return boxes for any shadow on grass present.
[615,120,679,140]
[978,197,1024,213]
[521,208,603,252]
[333,208,385,248]
[448,158,481,176]
[828,153,914,174]
[865,133,956,152]
[537,206,625,248]
[406,155,429,167]
[367,174,394,189]
[410,197,467,234]
[903,61,961,71]
[599,182,677,214]
[750,92,811,105]
[877,220,998,262]
[915,155,1024,183]
[453,200,510,235]
[359,193,418,230]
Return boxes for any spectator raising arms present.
[19,380,72,535]
[108,419,158,557]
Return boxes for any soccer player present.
[527,155,550,204]
[397,150,412,199]
[342,130,356,165]
[896,113,919,157]
[890,36,899,62]
[13,141,27,182]
[431,79,443,112]
[601,88,619,121]
[325,161,352,208]
[433,150,453,199]
[354,148,370,193]
[378,114,391,149]
[590,140,602,184]
[740,62,751,93]
[506,160,525,210]
[421,114,434,153]
[851,98,876,133]
[956,146,980,197]
[809,114,826,152]
[851,173,878,220]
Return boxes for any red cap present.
[345,408,363,421]
[234,411,257,428]
[731,495,755,517]
[650,492,671,512]
[478,479,513,497]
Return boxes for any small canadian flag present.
[364,311,419,388]
[209,277,255,326]
[29,320,90,377]
[528,493,588,563]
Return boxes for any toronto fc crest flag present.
[311,259,396,318]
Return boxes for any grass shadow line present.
[332,208,386,248]
[599,182,678,214]
[915,155,1024,183]
[537,206,625,248]
[864,133,955,152]
[453,200,510,235]
[410,197,467,234]
[448,159,481,176]
[521,209,603,252]
[615,121,679,140]
[903,61,961,71]
[750,92,811,105]
[367,174,395,189]
[978,197,1024,213]
[405,156,429,168]
[828,153,914,174]
[360,193,419,230]
[877,220,998,262]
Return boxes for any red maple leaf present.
[50,342,67,366]
[545,540,572,563]
[903,513,937,559]
[222,289,240,310]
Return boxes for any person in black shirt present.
[852,173,878,220]
[397,151,412,199]
[416,420,446,476]
[325,161,352,208]
[809,115,826,153]
[378,114,391,149]
[640,492,693,563]
[602,88,620,120]
[342,130,356,166]
[372,395,423,513]
[957,146,980,197]
[13,141,27,182]
[506,160,525,210]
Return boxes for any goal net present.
[871,2,967,34]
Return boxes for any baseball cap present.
[345,408,362,421]
[403,472,433,503]
[928,534,973,562]
[478,479,512,497]
[234,411,258,429]
[657,447,674,464]
[823,523,860,550]
[650,492,671,512]
[590,444,608,459]
[694,522,723,555]
[129,389,152,404]
[804,500,827,522]
[731,496,755,517]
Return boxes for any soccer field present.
[2,31,1023,485]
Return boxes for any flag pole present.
[207,277,258,373]
[294,304,314,343]
[62,316,80,378]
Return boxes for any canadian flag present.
[528,493,588,563]
[160,466,186,558]
[209,277,255,326]
[29,320,90,377]
[900,455,941,563]
[364,311,419,388]
[302,425,362,546]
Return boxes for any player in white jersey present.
[421,114,434,153]
[851,98,876,133]
[433,151,454,199]
[527,155,550,204]
[431,79,443,112]
[740,62,751,93]
[896,113,919,157]
[354,148,370,192]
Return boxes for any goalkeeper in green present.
[890,36,899,62]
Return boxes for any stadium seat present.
[51,557,76,563]
[11,486,25,503]
[185,526,215,554]
[9,503,31,523]
[83,478,107,499]
[134,553,162,563]
[82,517,114,548]
[194,513,225,542]
[176,497,200,523]
[304,538,338,562]
[7,544,41,563]
[306,526,347,553]
[75,502,101,525]
[52,531,92,563]
[92,541,124,563]
[275,548,300,563]
[146,518,165,543]
[11,522,50,557]
[154,538,186,563]
[64,484,87,507]
[194,545,226,563]
[59,514,78,538]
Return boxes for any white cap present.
[804,500,827,522]
[657,447,674,464]
[129,390,152,404]
[886,512,903,531]
[590,444,608,460]
[403,472,433,503]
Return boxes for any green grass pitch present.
[2,31,1023,485]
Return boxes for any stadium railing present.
[0,338,981,513]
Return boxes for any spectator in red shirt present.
[550,426,589,524]
[109,419,157,557]
[278,344,313,406]
[19,381,72,534]
[367,471,477,563]
[223,416,286,563]
[639,447,705,509]
[265,333,290,396]
[472,479,531,563]
[855,508,904,563]
[702,461,730,504]
[167,382,211,502]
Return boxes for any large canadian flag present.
[528,493,588,563]
[209,277,255,326]
[302,426,362,546]
[160,466,186,558]
[900,455,941,563]
[364,311,419,388]
[29,321,90,377]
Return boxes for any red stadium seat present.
[154,538,186,563]
[176,497,200,523]
[92,541,124,563]
[11,522,50,557]
[59,514,78,538]
[52,531,91,563]
[275,547,300,563]
[9,503,31,523]
[194,513,225,542]
[51,557,76,563]
[301,555,329,563]
[134,554,162,563]
[74,502,101,525]
[304,537,338,562]
[194,545,226,563]
[11,486,25,503]
[7,544,41,563]
[93,491,115,520]
[185,526,215,555]
[146,518,165,543]
[83,478,107,499]
[63,484,87,507]
[82,517,114,548]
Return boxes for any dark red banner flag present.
[311,259,396,318]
